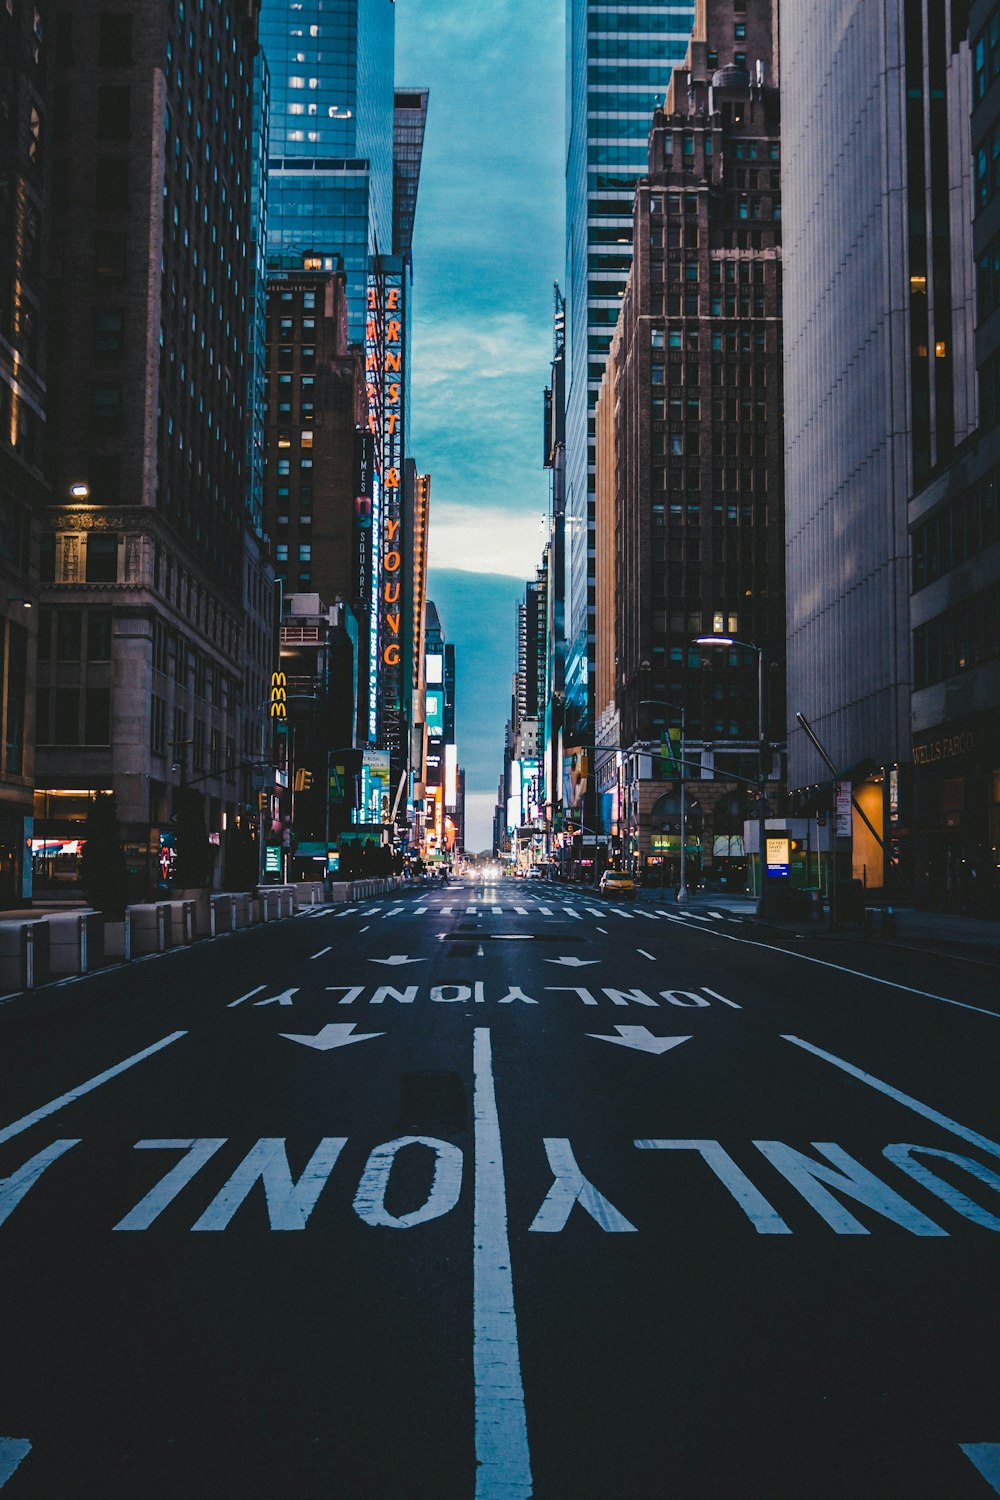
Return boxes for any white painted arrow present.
[545,955,600,967]
[587,1026,692,1055]
[368,954,427,966]
[280,1023,385,1052]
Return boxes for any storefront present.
[910,714,1000,916]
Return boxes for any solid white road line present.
[359,925,370,933]
[227,984,266,1008]
[650,920,1000,1018]
[637,949,656,961]
[783,1035,1000,1160]
[309,946,331,960]
[0,1031,188,1147]
[0,1439,31,1488]
[961,1444,1000,1492]
[472,1028,532,1498]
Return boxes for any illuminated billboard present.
[562,748,588,816]
[445,743,458,810]
[426,690,444,737]
[426,653,443,685]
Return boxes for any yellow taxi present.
[598,870,637,901]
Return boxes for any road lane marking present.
[587,1026,691,1056]
[0,1439,31,1488]
[635,911,659,920]
[961,1444,1000,1491]
[0,1032,188,1146]
[654,920,1000,1018]
[529,1138,636,1232]
[472,1028,532,1498]
[783,1036,1000,1159]
[637,949,656,961]
[228,985,266,1008]
[359,925,370,933]
[0,1139,81,1227]
[596,927,608,934]
[310,946,332,960]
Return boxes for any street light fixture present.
[693,635,769,918]
[640,697,689,905]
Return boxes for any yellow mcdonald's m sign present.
[270,671,287,719]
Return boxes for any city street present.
[1,874,999,1497]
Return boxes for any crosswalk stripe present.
[562,907,582,919]
[635,911,659,920]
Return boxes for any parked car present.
[599,870,637,900]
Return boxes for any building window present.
[151,694,166,755]
[94,308,124,354]
[54,688,80,745]
[275,544,288,562]
[84,689,111,745]
[57,610,81,660]
[298,544,311,562]
[85,533,119,583]
[92,382,122,429]
[4,621,26,772]
[95,231,127,281]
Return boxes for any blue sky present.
[396,0,564,848]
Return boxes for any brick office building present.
[598,0,785,883]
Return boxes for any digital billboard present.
[562,749,588,816]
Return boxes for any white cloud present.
[428,501,547,578]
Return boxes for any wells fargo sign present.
[912,731,975,766]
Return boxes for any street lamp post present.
[639,698,688,905]
[693,635,769,918]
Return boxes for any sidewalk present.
[632,885,1000,961]
[0,896,90,922]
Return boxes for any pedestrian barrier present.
[48,910,104,976]
[0,920,50,991]
[209,894,236,936]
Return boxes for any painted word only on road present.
[240,983,741,1009]
[4,1134,1000,1238]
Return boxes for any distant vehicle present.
[599,870,637,900]
[526,867,545,880]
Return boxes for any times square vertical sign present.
[365,265,405,764]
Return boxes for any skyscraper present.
[597,0,784,885]
[260,0,396,343]
[564,0,696,744]
[36,0,267,892]
[781,1,976,888]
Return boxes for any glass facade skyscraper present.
[564,1,695,738]
[260,0,396,342]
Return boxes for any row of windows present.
[36,688,111,747]
[974,7,1000,101]
[975,116,1000,209]
[36,609,112,663]
[912,468,1000,591]
[976,226,1000,324]
[913,580,1000,689]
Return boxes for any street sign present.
[835,779,853,838]
[264,846,282,874]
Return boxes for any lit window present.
[288,76,305,89]
[275,544,288,562]
[298,544,311,561]
[301,431,313,448]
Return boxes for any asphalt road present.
[1,875,999,1498]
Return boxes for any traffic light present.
[257,792,269,811]
[269,672,287,719]
[293,769,314,793]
